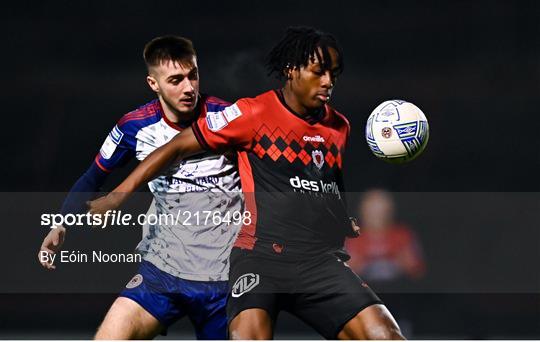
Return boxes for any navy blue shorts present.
[119,261,228,339]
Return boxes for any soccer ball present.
[365,100,429,163]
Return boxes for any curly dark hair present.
[266,26,344,79]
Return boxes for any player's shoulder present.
[252,89,279,106]
[234,90,278,114]
[326,105,350,131]
[116,99,162,132]
[204,95,231,111]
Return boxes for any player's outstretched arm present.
[39,225,66,270]
[38,163,110,270]
[88,127,203,215]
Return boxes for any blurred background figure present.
[346,189,425,285]
[345,189,426,337]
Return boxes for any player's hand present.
[87,192,127,216]
[349,217,361,237]
[38,225,66,270]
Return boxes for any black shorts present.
[227,248,383,339]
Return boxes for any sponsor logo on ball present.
[381,127,392,139]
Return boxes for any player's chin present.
[311,97,328,108]
[176,103,196,113]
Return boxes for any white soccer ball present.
[365,100,429,163]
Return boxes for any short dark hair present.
[266,26,344,79]
[143,35,196,69]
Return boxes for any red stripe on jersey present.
[94,154,112,173]
[233,151,258,250]
[117,112,156,126]
[206,96,231,106]
[117,102,159,126]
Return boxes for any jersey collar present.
[158,94,207,130]
[274,89,327,125]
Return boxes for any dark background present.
[1,0,539,339]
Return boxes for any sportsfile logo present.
[289,176,341,199]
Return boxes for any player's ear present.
[146,75,159,93]
[283,64,293,80]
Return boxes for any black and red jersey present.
[193,90,352,258]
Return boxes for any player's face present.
[147,56,200,115]
[359,190,395,230]
[291,47,340,111]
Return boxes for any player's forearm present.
[60,163,108,218]
[105,128,201,208]
[113,137,183,195]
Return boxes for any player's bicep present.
[138,127,203,175]
[112,127,204,193]
[193,100,255,151]
[170,127,204,161]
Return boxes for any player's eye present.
[169,77,183,85]
[188,70,198,80]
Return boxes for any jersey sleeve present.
[94,122,137,172]
[59,118,138,224]
[192,99,256,151]
[59,162,109,221]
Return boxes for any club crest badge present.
[312,150,324,169]
[381,127,392,139]
[125,274,143,289]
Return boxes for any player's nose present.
[321,71,334,88]
[182,79,196,94]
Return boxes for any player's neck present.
[282,87,308,117]
[281,87,322,118]
[280,88,323,124]
[159,97,200,125]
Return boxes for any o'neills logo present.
[231,273,260,298]
[303,135,325,143]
